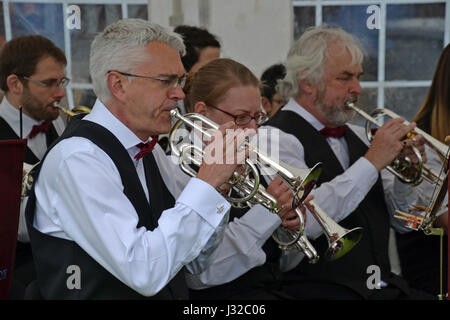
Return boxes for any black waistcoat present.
[25,119,187,299]
[265,110,410,298]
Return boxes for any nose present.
[168,84,185,100]
[349,78,362,96]
[53,85,66,100]
[246,118,258,131]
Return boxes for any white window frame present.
[293,0,450,109]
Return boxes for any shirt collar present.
[282,98,326,131]
[0,96,46,138]
[84,99,148,151]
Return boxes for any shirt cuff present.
[177,177,230,228]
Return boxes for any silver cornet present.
[346,102,449,186]
[168,108,321,261]
[267,161,363,261]
[169,109,362,262]
[347,102,449,234]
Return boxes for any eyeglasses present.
[207,104,268,126]
[109,70,187,89]
[272,98,285,105]
[22,76,70,89]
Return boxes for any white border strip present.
[4,0,147,4]
[3,0,12,41]
[294,0,445,6]
[445,0,450,46]
[361,80,432,88]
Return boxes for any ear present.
[106,72,127,103]
[6,74,24,95]
[298,77,316,95]
[194,101,208,116]
[261,97,272,115]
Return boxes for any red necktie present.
[28,121,52,139]
[319,125,348,139]
[134,135,159,160]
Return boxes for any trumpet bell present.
[290,163,322,207]
[326,227,363,261]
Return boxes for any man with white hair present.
[25,19,247,299]
[261,25,434,299]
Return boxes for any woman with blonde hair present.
[175,58,308,299]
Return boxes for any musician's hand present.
[280,208,302,231]
[197,122,255,189]
[401,133,427,164]
[266,176,292,218]
[303,194,316,216]
[365,118,416,171]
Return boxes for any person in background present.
[177,58,308,299]
[0,34,67,299]
[395,43,449,297]
[261,25,434,300]
[174,25,221,74]
[260,63,286,117]
[156,24,222,152]
[24,19,247,300]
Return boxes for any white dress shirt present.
[32,99,231,297]
[0,96,65,242]
[259,98,422,241]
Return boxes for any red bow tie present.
[134,135,159,160]
[28,121,52,139]
[319,125,348,139]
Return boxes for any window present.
[293,0,448,122]
[1,0,148,109]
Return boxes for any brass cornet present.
[169,109,362,262]
[54,102,91,122]
[347,103,449,234]
[269,161,363,261]
[21,104,92,197]
[168,108,320,261]
[346,102,448,186]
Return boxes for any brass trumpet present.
[346,102,446,186]
[271,161,363,261]
[21,104,92,198]
[54,102,91,122]
[347,103,449,233]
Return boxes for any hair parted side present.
[89,18,186,104]
[184,58,260,113]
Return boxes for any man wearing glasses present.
[0,35,68,299]
[25,19,247,299]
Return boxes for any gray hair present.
[90,18,186,103]
[277,25,364,101]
